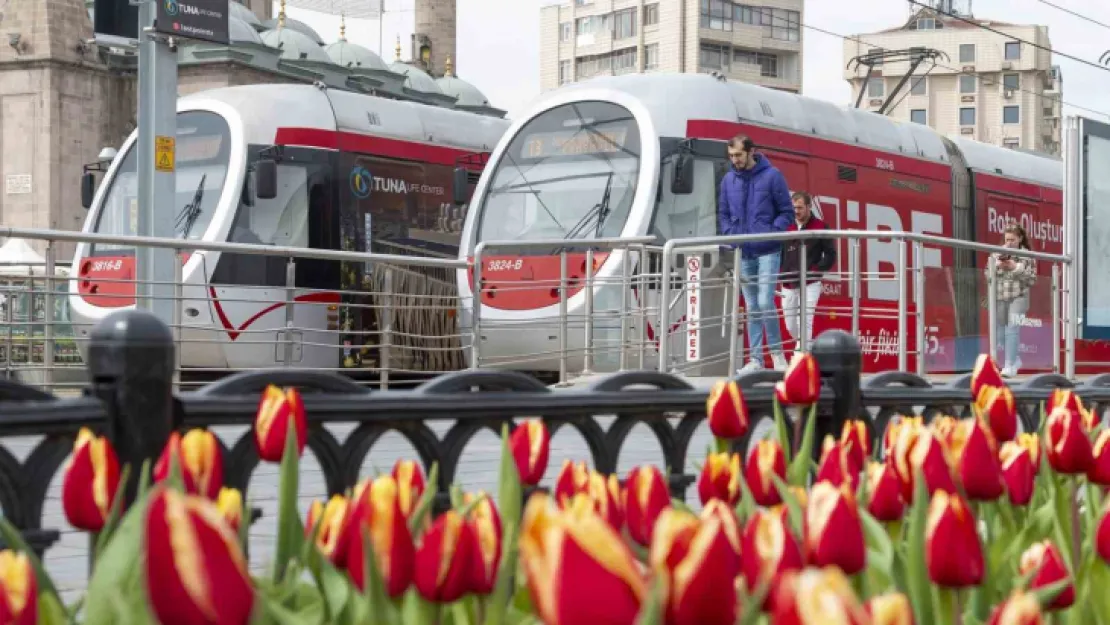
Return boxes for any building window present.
[910,109,927,124]
[559,60,571,84]
[700,0,733,31]
[734,49,779,78]
[735,4,756,25]
[560,22,572,42]
[643,3,659,26]
[959,44,975,63]
[575,47,637,78]
[763,8,800,41]
[1005,42,1021,60]
[613,8,636,39]
[959,107,976,126]
[959,74,976,93]
[1003,106,1020,124]
[868,78,885,98]
[576,15,609,36]
[1003,73,1020,91]
[612,47,637,73]
[910,76,927,95]
[644,43,659,70]
[700,43,729,70]
[915,17,938,30]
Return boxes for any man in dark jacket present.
[780,191,837,351]
[718,135,795,372]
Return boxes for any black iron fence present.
[1,309,1108,566]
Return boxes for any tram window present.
[233,165,309,248]
[651,159,717,240]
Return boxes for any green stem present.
[1071,480,1082,574]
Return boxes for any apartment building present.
[843,8,1063,155]
[539,0,804,93]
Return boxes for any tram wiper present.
[174,174,207,240]
[555,172,614,255]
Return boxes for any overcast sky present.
[282,0,1110,121]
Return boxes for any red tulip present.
[771,567,871,625]
[804,481,866,575]
[462,492,501,595]
[891,426,956,502]
[414,511,476,603]
[1020,541,1075,611]
[553,460,590,504]
[976,384,1018,443]
[305,494,352,565]
[739,508,803,611]
[624,465,672,546]
[775,352,821,406]
[391,459,426,519]
[883,417,924,457]
[925,490,984,588]
[815,435,860,493]
[697,452,742,507]
[0,551,36,625]
[585,471,624,530]
[744,440,787,507]
[707,380,749,439]
[144,487,254,625]
[949,417,1004,501]
[216,487,243,533]
[1089,429,1110,486]
[1047,389,1083,416]
[62,427,122,532]
[509,419,550,486]
[867,593,915,625]
[866,461,905,522]
[971,353,1005,398]
[1000,437,1038,506]
[929,415,960,449]
[699,499,742,556]
[1045,406,1093,474]
[345,476,416,597]
[840,419,871,472]
[254,384,308,462]
[650,507,741,625]
[987,591,1044,625]
[520,493,646,625]
[153,429,224,500]
[1097,499,1110,565]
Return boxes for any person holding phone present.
[780,192,836,351]
[987,223,1037,377]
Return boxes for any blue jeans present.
[740,251,784,359]
[995,295,1029,368]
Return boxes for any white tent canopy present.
[0,238,65,276]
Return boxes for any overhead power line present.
[1035,0,1110,33]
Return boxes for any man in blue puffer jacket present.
[718,135,794,372]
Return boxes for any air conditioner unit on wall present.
[1002,61,1013,70]
[961,128,974,135]
[1004,89,1014,99]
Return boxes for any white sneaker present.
[738,359,763,375]
[771,353,788,372]
[1001,365,1015,378]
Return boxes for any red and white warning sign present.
[685,256,701,362]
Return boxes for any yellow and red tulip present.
[0,550,36,625]
[1045,405,1093,475]
[883,417,923,458]
[706,380,749,440]
[585,471,624,530]
[519,493,646,625]
[744,440,787,507]
[986,591,1044,625]
[949,417,1004,501]
[814,436,860,493]
[1047,389,1083,416]
[553,460,591,504]
[509,419,550,486]
[153,429,224,500]
[305,494,352,566]
[929,415,960,449]
[345,476,416,597]
[624,465,672,546]
[970,353,1005,398]
[925,490,984,588]
[770,567,871,625]
[414,510,476,603]
[976,384,1018,443]
[391,459,426,519]
[61,427,121,532]
[463,492,501,595]
[216,487,243,533]
[254,384,308,463]
[891,426,955,502]
[866,461,905,522]
[775,352,821,406]
[143,487,254,625]
[649,506,742,625]
[1019,541,1074,611]
[739,509,803,610]
[804,481,866,575]
[697,452,743,507]
[1089,429,1110,486]
[1000,436,1038,506]
[866,593,915,625]
[1097,499,1110,565]
[840,419,871,473]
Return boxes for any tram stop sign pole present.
[134,0,227,325]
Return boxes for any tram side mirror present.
[81,172,96,209]
[671,154,694,195]
[256,159,278,200]
[452,167,469,206]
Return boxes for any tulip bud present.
[1097,499,1110,565]
[707,380,749,439]
[553,460,590,504]
[739,509,803,609]
[987,591,1044,625]
[1089,429,1110,486]
[805,481,865,575]
[867,593,915,625]
[153,429,224,500]
[744,440,787,507]
[699,500,743,556]
[306,494,352,566]
[774,352,821,406]
[650,508,741,625]
[929,415,960,449]
[976,385,1018,443]
[462,492,501,595]
[949,417,1004,501]
[771,567,871,625]
[0,551,36,625]
[624,465,672,546]
[815,436,860,493]
[1000,440,1037,506]
[391,459,426,519]
[867,462,905,522]
[1019,541,1074,611]
[414,511,476,603]
[520,493,646,625]
[697,452,742,507]
[925,490,984,588]
[892,427,956,502]
[1047,389,1083,416]
[1045,406,1093,475]
[144,487,254,625]
[216,487,243,532]
[346,476,416,597]
[254,384,308,463]
[840,420,871,472]
[883,416,924,458]
[585,471,624,530]
[971,353,1005,398]
[509,419,550,486]
[62,427,121,532]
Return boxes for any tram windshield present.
[475,101,641,243]
[89,111,232,256]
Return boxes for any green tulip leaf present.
[316,558,351,623]
[262,591,325,625]
[860,509,893,576]
[787,404,817,487]
[401,588,439,625]
[496,422,524,529]
[408,462,440,536]
[633,575,667,625]
[359,525,400,625]
[93,463,133,564]
[37,591,68,625]
[1028,578,1072,610]
[485,519,520,625]
[1087,560,1110,625]
[770,473,804,540]
[735,472,757,525]
[272,416,305,584]
[82,487,154,625]
[905,469,933,625]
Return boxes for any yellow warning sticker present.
[155,136,175,172]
